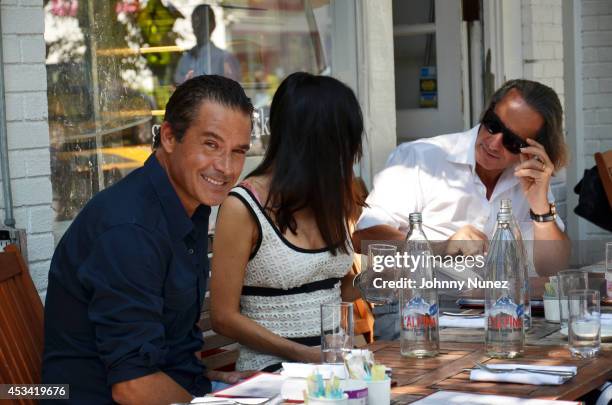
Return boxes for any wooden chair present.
[351,254,375,345]
[0,244,44,404]
[595,150,612,209]
[351,177,375,344]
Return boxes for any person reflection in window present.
[174,4,241,84]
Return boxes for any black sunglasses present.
[481,108,529,154]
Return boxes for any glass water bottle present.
[400,212,439,357]
[499,199,531,329]
[485,211,525,358]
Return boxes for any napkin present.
[411,390,581,404]
[469,364,577,385]
[280,362,347,379]
[439,315,485,328]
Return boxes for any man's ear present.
[160,122,176,153]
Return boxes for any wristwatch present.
[530,202,557,222]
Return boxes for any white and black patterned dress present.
[228,185,353,371]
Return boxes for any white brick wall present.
[522,0,565,106]
[581,0,612,239]
[521,0,568,225]
[0,0,53,298]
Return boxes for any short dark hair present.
[153,75,253,148]
[248,72,365,255]
[484,79,568,170]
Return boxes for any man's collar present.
[446,125,480,172]
[445,125,519,195]
[191,204,212,238]
[145,154,210,240]
[492,162,520,198]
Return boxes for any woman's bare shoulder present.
[241,175,271,205]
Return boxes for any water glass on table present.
[568,289,600,358]
[354,243,398,304]
[558,270,588,332]
[320,302,353,364]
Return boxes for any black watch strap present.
[530,203,557,222]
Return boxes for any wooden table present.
[439,315,567,345]
[367,317,612,404]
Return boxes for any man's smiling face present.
[163,101,252,211]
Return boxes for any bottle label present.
[402,297,438,328]
[516,304,524,318]
[487,296,523,329]
[403,314,438,328]
[487,314,523,329]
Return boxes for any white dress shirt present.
[356,126,564,243]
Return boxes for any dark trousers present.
[373,302,400,341]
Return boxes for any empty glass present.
[568,289,600,358]
[558,270,588,332]
[320,302,353,364]
[354,244,398,304]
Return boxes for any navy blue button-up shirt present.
[43,154,211,403]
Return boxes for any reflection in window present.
[173,5,241,84]
[45,0,338,233]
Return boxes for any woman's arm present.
[340,267,361,302]
[210,196,320,364]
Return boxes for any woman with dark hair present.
[210,72,365,371]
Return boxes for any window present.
[393,0,437,110]
[45,0,356,237]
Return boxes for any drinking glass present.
[320,302,353,364]
[558,270,588,332]
[568,289,600,358]
[354,244,398,304]
[606,242,612,299]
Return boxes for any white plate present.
[560,324,612,342]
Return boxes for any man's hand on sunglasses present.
[514,137,554,214]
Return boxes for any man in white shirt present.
[353,79,570,339]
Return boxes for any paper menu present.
[211,373,285,399]
[410,391,580,405]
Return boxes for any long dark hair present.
[249,72,365,255]
[485,79,568,170]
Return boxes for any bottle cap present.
[497,211,512,222]
[409,212,422,223]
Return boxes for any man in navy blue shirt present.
[43,75,253,404]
